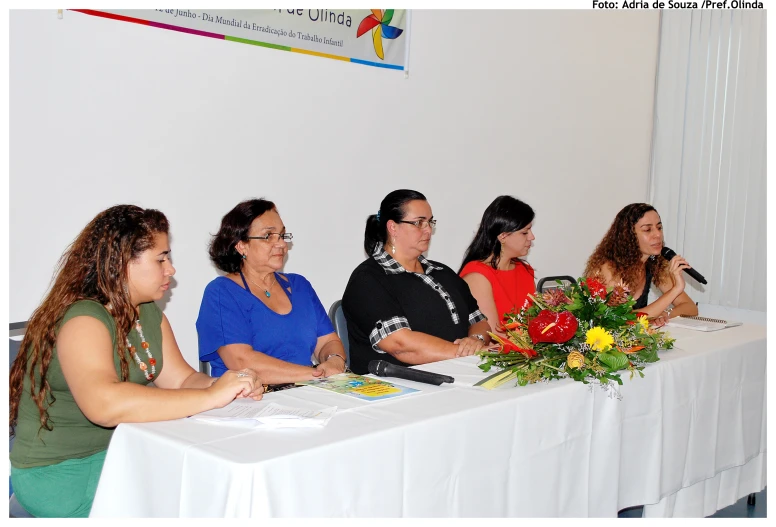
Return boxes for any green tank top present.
[10,300,164,468]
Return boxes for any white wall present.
[10,9,660,367]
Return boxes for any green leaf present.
[597,350,628,371]
[635,343,659,363]
[567,298,584,311]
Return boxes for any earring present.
[391,239,396,255]
[241,253,247,260]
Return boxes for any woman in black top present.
[342,189,492,375]
[584,203,698,326]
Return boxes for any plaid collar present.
[372,243,443,275]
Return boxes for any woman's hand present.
[452,336,486,357]
[650,313,670,327]
[208,368,264,407]
[668,254,691,292]
[315,354,346,377]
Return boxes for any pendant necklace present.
[252,273,276,298]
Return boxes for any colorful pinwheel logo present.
[356,9,404,60]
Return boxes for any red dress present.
[460,260,536,321]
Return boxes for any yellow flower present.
[586,326,614,352]
[567,351,585,369]
[637,315,649,332]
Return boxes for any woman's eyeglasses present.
[247,233,294,242]
[397,219,437,229]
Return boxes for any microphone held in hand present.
[660,247,707,285]
[368,360,454,386]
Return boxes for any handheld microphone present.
[368,360,454,386]
[660,247,707,285]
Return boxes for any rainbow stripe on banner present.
[71,9,406,71]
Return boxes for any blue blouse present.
[196,273,334,378]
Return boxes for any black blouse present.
[633,264,654,309]
[342,246,486,375]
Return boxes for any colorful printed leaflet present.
[298,372,419,401]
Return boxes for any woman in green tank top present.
[9,205,265,518]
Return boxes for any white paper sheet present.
[192,401,337,428]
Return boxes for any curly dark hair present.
[10,205,169,434]
[583,203,671,291]
[458,195,535,273]
[209,199,277,273]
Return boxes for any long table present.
[89,324,766,517]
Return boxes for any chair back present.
[536,275,576,293]
[327,300,350,368]
[199,360,212,376]
[9,321,27,368]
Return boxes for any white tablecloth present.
[90,324,766,517]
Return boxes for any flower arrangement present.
[475,277,675,395]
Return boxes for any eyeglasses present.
[246,233,293,242]
[397,219,437,229]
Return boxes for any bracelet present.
[323,353,346,364]
[664,306,674,317]
[472,334,485,342]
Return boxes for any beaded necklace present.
[126,319,156,381]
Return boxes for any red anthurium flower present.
[528,310,579,344]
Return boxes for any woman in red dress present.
[459,196,536,333]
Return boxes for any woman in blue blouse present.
[196,199,347,383]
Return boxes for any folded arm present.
[58,315,259,428]
[377,328,469,364]
[217,343,321,384]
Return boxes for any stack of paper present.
[192,401,337,428]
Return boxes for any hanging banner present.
[71,9,409,71]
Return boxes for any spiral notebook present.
[666,315,742,332]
